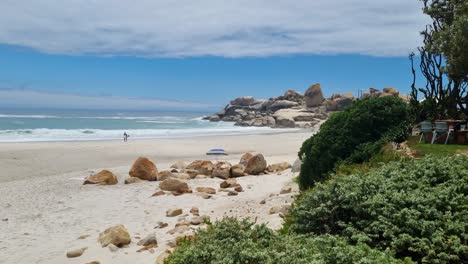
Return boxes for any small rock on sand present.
[155,222,168,229]
[190,207,199,216]
[166,208,183,217]
[280,186,292,194]
[108,244,119,252]
[196,193,212,199]
[159,178,190,193]
[234,184,243,192]
[66,247,87,258]
[220,178,237,188]
[137,232,158,247]
[195,187,216,194]
[84,170,118,185]
[124,177,144,184]
[227,190,238,196]
[152,190,166,197]
[155,250,171,264]
[98,224,131,247]
[190,216,202,225]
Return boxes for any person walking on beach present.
[123,132,129,142]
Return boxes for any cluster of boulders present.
[77,154,296,263]
[362,87,410,101]
[203,84,409,128]
[82,154,291,189]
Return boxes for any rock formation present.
[203,83,409,128]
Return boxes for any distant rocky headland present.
[204,84,409,128]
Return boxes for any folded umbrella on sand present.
[206,148,228,156]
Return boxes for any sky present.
[0,0,429,111]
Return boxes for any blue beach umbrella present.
[206,148,228,156]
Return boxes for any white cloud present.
[0,0,428,57]
[0,89,217,110]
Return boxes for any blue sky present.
[0,0,428,110]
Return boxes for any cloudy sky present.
[0,0,429,110]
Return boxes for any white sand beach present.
[0,131,311,264]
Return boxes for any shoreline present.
[0,126,306,144]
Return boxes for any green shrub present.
[167,217,408,264]
[289,155,468,263]
[298,96,411,189]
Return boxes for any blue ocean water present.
[0,109,278,142]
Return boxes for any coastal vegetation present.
[298,96,411,189]
[289,155,468,263]
[167,218,408,264]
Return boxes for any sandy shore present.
[0,131,311,264]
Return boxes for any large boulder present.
[266,100,299,112]
[383,87,399,96]
[324,99,338,111]
[275,117,296,128]
[244,154,267,175]
[239,153,253,166]
[293,113,316,122]
[304,83,325,107]
[369,88,381,96]
[98,225,131,247]
[186,160,214,176]
[230,96,255,106]
[212,161,232,179]
[129,157,158,181]
[206,115,220,122]
[342,93,355,100]
[281,90,303,102]
[335,97,353,110]
[159,178,190,193]
[399,94,410,102]
[84,170,118,185]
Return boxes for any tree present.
[410,0,467,121]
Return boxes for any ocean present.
[0,109,282,142]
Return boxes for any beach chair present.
[419,121,433,143]
[431,122,452,144]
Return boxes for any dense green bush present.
[298,96,411,189]
[167,217,408,264]
[288,155,468,263]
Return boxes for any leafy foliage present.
[289,155,468,263]
[166,217,408,264]
[410,0,467,121]
[298,96,411,189]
